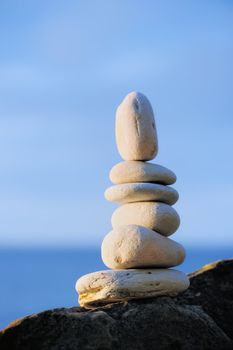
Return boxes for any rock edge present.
[0,259,232,350]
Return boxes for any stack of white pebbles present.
[76,92,189,308]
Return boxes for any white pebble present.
[76,268,190,308]
[110,161,176,185]
[116,91,158,161]
[101,225,185,269]
[105,183,178,205]
[111,202,180,236]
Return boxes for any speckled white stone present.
[76,269,190,307]
[105,183,178,205]
[116,91,158,161]
[111,202,180,236]
[101,225,185,269]
[110,161,176,185]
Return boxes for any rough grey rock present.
[0,259,232,350]
[178,259,233,342]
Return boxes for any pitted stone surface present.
[76,268,189,307]
[0,260,232,350]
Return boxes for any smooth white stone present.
[101,225,185,269]
[76,269,190,307]
[104,183,178,205]
[110,161,176,185]
[111,202,180,236]
[116,91,158,161]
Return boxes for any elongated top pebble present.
[110,161,176,185]
[116,91,158,161]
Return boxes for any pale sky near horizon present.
[0,0,232,247]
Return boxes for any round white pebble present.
[101,225,185,269]
[111,202,180,236]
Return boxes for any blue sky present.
[0,0,232,247]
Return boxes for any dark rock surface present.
[0,259,232,350]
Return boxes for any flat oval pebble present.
[116,91,158,161]
[101,225,185,269]
[105,183,178,205]
[110,161,176,185]
[111,202,180,236]
[76,269,190,307]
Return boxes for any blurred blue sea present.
[0,247,232,329]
